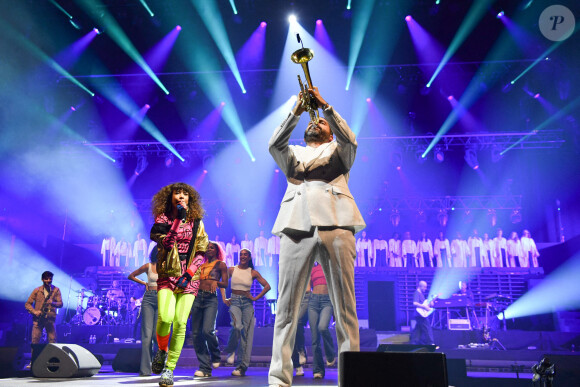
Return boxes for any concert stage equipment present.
[340,351,449,386]
[31,343,101,378]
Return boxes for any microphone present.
[177,204,187,222]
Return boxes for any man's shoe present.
[295,366,304,376]
[313,372,324,379]
[151,350,167,374]
[212,361,220,369]
[326,357,336,367]
[159,368,173,387]
[299,351,306,365]
[194,369,211,377]
[231,367,245,376]
[226,352,235,365]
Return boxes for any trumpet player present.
[268,85,365,386]
[25,271,63,364]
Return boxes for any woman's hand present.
[223,298,231,307]
[209,281,218,293]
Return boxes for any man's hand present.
[34,310,42,317]
[292,92,307,116]
[223,298,231,307]
[308,86,328,109]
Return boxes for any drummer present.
[106,280,126,308]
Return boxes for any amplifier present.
[448,318,471,330]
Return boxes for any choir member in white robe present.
[520,230,540,268]
[434,232,451,267]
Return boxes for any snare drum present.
[83,307,101,325]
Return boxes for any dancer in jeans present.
[149,182,209,387]
[308,263,336,379]
[222,248,271,376]
[291,290,310,377]
[128,247,159,376]
[191,241,228,378]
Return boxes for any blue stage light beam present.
[85,68,183,161]
[229,0,238,15]
[501,94,580,155]
[426,0,494,88]
[168,2,253,160]
[205,97,296,237]
[500,253,580,320]
[0,22,95,97]
[429,267,470,300]
[422,2,549,158]
[345,0,376,91]
[192,0,246,93]
[77,0,169,95]
[139,0,154,17]
[0,229,86,306]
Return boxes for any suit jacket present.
[269,107,365,235]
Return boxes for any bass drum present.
[83,307,101,325]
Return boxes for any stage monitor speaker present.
[377,343,437,353]
[340,351,448,387]
[31,343,101,378]
[112,347,141,372]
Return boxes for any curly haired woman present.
[149,182,208,387]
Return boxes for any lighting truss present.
[78,139,228,158]
[375,195,523,212]
[73,129,564,159]
[358,130,565,153]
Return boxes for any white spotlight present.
[288,14,297,24]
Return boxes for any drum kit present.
[70,288,136,326]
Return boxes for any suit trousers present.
[268,227,359,387]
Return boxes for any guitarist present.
[25,271,63,358]
[410,281,435,345]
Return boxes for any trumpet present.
[291,45,319,126]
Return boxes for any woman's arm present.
[216,261,229,288]
[250,270,271,301]
[128,263,150,289]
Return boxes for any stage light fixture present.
[134,154,148,176]
[487,209,497,227]
[437,209,448,227]
[114,156,124,168]
[491,146,503,163]
[510,209,522,224]
[165,154,174,168]
[390,209,400,227]
[288,15,297,24]
[434,147,444,163]
[420,85,432,96]
[391,150,403,170]
[464,147,479,170]
[416,150,427,164]
[496,10,505,19]
[416,209,427,224]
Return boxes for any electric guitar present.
[416,294,439,318]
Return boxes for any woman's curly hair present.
[151,182,204,222]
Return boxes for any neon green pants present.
[156,288,195,370]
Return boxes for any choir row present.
[355,229,541,268]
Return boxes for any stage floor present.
[2,365,340,386]
[1,365,539,387]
